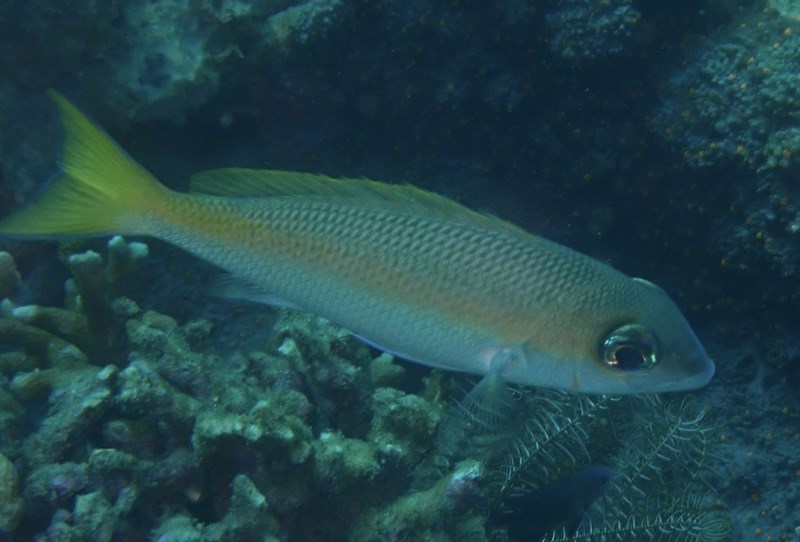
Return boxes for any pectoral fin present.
[207,274,301,309]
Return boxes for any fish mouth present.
[654,326,716,393]
[675,362,715,392]
[683,353,716,389]
[679,333,717,390]
[648,351,716,393]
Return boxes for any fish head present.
[593,277,715,394]
[510,277,715,394]
[577,277,715,394]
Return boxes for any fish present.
[500,465,614,540]
[0,91,715,394]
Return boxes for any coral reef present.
[652,7,800,278]
[0,241,478,540]
[0,1,347,123]
[653,9,800,172]
[0,452,24,533]
[349,459,488,542]
[265,0,344,51]
[151,474,279,542]
[545,0,641,60]
[2,1,798,540]
[369,387,441,468]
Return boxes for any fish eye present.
[600,324,658,371]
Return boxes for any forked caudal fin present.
[0,91,168,238]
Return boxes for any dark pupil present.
[614,345,644,370]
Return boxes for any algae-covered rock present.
[30,486,139,542]
[265,0,344,51]
[369,353,407,389]
[0,350,38,377]
[369,387,442,467]
[0,452,24,533]
[271,311,373,434]
[313,431,379,492]
[205,474,280,542]
[182,317,213,352]
[88,446,200,498]
[0,389,25,459]
[192,398,313,465]
[114,360,202,423]
[349,460,488,542]
[87,448,141,483]
[20,365,116,465]
[152,475,280,542]
[153,514,205,542]
[191,392,315,519]
[126,311,215,401]
[72,491,114,541]
[100,418,160,458]
[125,311,262,413]
[12,304,91,352]
[0,387,23,418]
[153,474,281,542]
[0,317,88,369]
[24,462,89,512]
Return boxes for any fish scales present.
[0,92,715,393]
[161,194,596,341]
[100,189,673,386]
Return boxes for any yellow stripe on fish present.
[0,92,715,394]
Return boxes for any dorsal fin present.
[191,168,359,198]
[189,167,530,236]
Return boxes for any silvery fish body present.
[0,93,715,394]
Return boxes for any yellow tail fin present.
[0,91,168,237]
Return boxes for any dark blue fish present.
[502,465,613,540]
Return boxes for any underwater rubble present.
[0,238,729,542]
